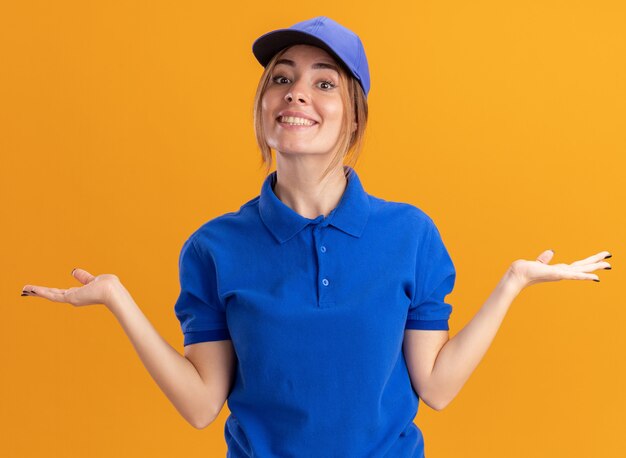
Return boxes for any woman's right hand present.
[21,268,122,308]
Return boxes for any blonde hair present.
[252,46,368,182]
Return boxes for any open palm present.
[510,250,612,289]
[21,268,120,307]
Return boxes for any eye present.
[318,80,336,90]
[272,75,290,84]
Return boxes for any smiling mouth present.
[277,115,318,126]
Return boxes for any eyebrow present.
[274,58,340,74]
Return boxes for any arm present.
[404,268,521,411]
[107,282,233,429]
[404,249,610,411]
[23,267,235,429]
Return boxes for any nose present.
[285,92,308,104]
[284,80,309,104]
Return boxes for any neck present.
[272,156,348,220]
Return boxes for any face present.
[261,44,345,158]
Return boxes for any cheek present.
[326,97,345,121]
[324,100,345,131]
[260,97,277,132]
[261,96,271,120]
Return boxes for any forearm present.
[426,267,524,409]
[106,283,214,429]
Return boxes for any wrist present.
[502,265,526,296]
[105,280,132,314]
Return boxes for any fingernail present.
[71,268,77,275]
[21,293,28,296]
[593,279,600,282]
[604,267,612,270]
[549,249,555,253]
[604,254,612,259]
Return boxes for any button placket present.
[312,224,332,306]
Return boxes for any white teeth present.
[279,116,316,126]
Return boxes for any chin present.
[276,148,313,155]
[277,146,335,156]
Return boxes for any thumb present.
[536,249,555,264]
[71,268,96,285]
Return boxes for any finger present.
[566,261,611,273]
[536,249,555,264]
[22,285,66,295]
[552,267,600,281]
[72,268,96,285]
[21,285,68,302]
[570,251,612,267]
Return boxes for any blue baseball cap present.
[252,16,371,97]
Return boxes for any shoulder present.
[367,194,437,233]
[183,196,262,252]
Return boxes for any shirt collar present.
[259,165,371,244]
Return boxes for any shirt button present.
[322,278,329,286]
[320,245,327,253]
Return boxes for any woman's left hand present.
[509,249,612,290]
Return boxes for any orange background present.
[1,1,624,457]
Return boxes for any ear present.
[351,121,357,133]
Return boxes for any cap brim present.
[252,29,348,73]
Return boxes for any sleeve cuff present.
[183,329,231,346]
[405,319,449,331]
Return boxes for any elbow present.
[186,413,207,430]
[194,396,229,429]
[419,383,461,411]
[190,414,214,430]
[189,407,218,430]
[191,418,208,430]
[429,399,449,412]
[190,421,205,430]
[421,393,452,412]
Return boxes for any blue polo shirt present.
[174,165,456,458]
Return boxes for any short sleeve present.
[405,219,456,331]
[174,235,231,346]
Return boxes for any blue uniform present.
[174,165,456,457]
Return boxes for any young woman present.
[21,16,612,458]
